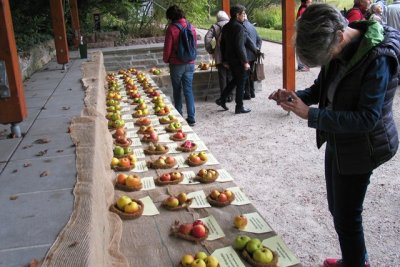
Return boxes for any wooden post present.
[222,0,230,16]
[0,0,27,124]
[69,0,80,49]
[282,0,296,91]
[50,0,69,65]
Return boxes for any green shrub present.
[251,5,282,30]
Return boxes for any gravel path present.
[193,39,400,266]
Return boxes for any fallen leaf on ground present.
[36,150,48,157]
[9,195,18,200]
[23,162,32,167]
[29,259,40,267]
[40,171,49,177]
[34,138,50,144]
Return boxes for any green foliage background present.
[10,0,390,50]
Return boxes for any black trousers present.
[220,64,248,109]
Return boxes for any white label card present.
[216,169,234,182]
[131,160,148,172]
[212,246,245,267]
[141,176,156,191]
[240,212,273,234]
[227,187,251,205]
[180,171,199,185]
[187,190,211,208]
[126,131,138,139]
[133,148,145,159]
[204,153,219,166]
[262,236,301,267]
[125,122,134,129]
[122,114,132,120]
[139,196,159,216]
[200,215,225,241]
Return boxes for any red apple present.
[178,223,193,235]
[193,219,204,226]
[165,156,175,165]
[217,193,228,202]
[119,157,131,168]
[116,173,128,185]
[191,224,207,238]
[160,173,171,182]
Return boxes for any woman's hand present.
[268,89,309,120]
[268,89,292,104]
[279,92,310,120]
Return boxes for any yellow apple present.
[124,201,140,213]
[117,196,132,210]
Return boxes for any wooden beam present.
[69,0,80,49]
[282,0,296,92]
[50,0,69,65]
[222,0,230,16]
[0,0,27,124]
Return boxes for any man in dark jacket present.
[243,14,262,99]
[215,4,251,114]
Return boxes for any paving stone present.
[39,101,83,119]
[0,155,76,196]
[25,96,49,109]
[24,116,71,137]
[0,163,5,173]
[0,138,22,163]
[0,188,73,251]
[12,133,75,161]
[0,245,50,267]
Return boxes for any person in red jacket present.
[296,0,312,72]
[163,5,197,126]
[297,0,312,18]
[346,0,371,23]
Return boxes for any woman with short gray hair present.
[269,3,400,267]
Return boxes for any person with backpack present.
[163,5,197,126]
[346,0,371,23]
[204,10,234,103]
[215,4,252,114]
[269,3,400,267]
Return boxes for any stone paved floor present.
[0,52,85,267]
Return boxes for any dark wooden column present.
[69,0,80,49]
[282,0,296,91]
[0,0,27,124]
[222,0,230,16]
[50,0,69,65]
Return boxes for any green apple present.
[113,146,125,156]
[233,235,251,250]
[245,238,262,253]
[252,247,273,263]
[204,255,219,267]
[195,251,208,261]
[191,259,206,267]
[116,196,132,210]
[114,119,125,128]
[124,147,133,154]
